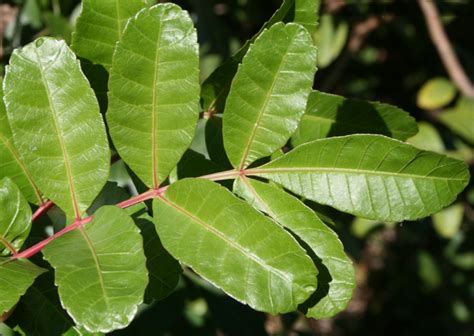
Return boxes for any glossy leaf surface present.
[250,135,470,221]
[292,91,418,146]
[0,85,42,204]
[43,206,148,333]
[234,177,355,318]
[4,38,110,219]
[72,0,150,69]
[223,23,317,169]
[153,178,318,314]
[0,258,46,315]
[107,4,200,188]
[0,178,32,256]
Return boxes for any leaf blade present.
[43,206,148,333]
[153,178,318,314]
[292,91,418,146]
[0,85,42,205]
[4,38,110,218]
[223,23,317,169]
[71,0,150,69]
[234,177,355,318]
[249,135,470,221]
[107,3,200,188]
[0,258,46,316]
[0,178,32,256]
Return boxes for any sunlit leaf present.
[0,178,32,256]
[153,178,318,314]
[248,135,470,221]
[439,96,474,144]
[417,77,456,110]
[107,3,200,188]
[234,177,355,318]
[432,203,464,239]
[407,122,444,153]
[0,84,42,204]
[72,0,150,69]
[4,38,110,219]
[43,206,148,333]
[223,23,317,169]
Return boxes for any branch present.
[12,169,241,259]
[418,0,474,97]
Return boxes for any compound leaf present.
[107,3,200,189]
[0,178,32,256]
[292,91,418,146]
[153,178,318,314]
[234,177,355,318]
[43,206,148,333]
[71,0,150,69]
[249,134,470,221]
[4,38,110,219]
[0,85,42,205]
[0,258,46,316]
[223,23,317,169]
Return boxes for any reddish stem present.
[13,169,242,260]
[32,200,55,222]
[13,216,93,259]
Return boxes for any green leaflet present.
[153,178,318,314]
[107,4,200,189]
[0,84,42,204]
[8,272,74,336]
[223,23,317,169]
[71,0,150,69]
[248,134,470,221]
[439,97,474,144]
[234,177,355,318]
[3,38,110,219]
[417,77,456,110]
[200,0,296,113]
[0,178,32,256]
[292,91,418,146]
[43,206,148,333]
[295,0,320,37]
[0,258,46,316]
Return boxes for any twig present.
[418,0,474,97]
[32,200,55,222]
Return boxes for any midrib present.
[151,19,164,189]
[0,133,43,204]
[35,47,81,218]
[238,32,296,170]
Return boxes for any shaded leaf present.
[135,214,182,303]
[0,258,46,316]
[4,38,110,219]
[234,177,355,318]
[107,3,200,189]
[248,134,470,221]
[71,0,150,69]
[0,83,42,204]
[153,178,317,314]
[292,91,418,146]
[0,178,32,256]
[223,23,317,169]
[43,206,148,333]
[8,272,74,336]
[417,77,456,110]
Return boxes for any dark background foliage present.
[1,1,473,335]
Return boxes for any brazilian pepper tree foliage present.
[0,0,470,334]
